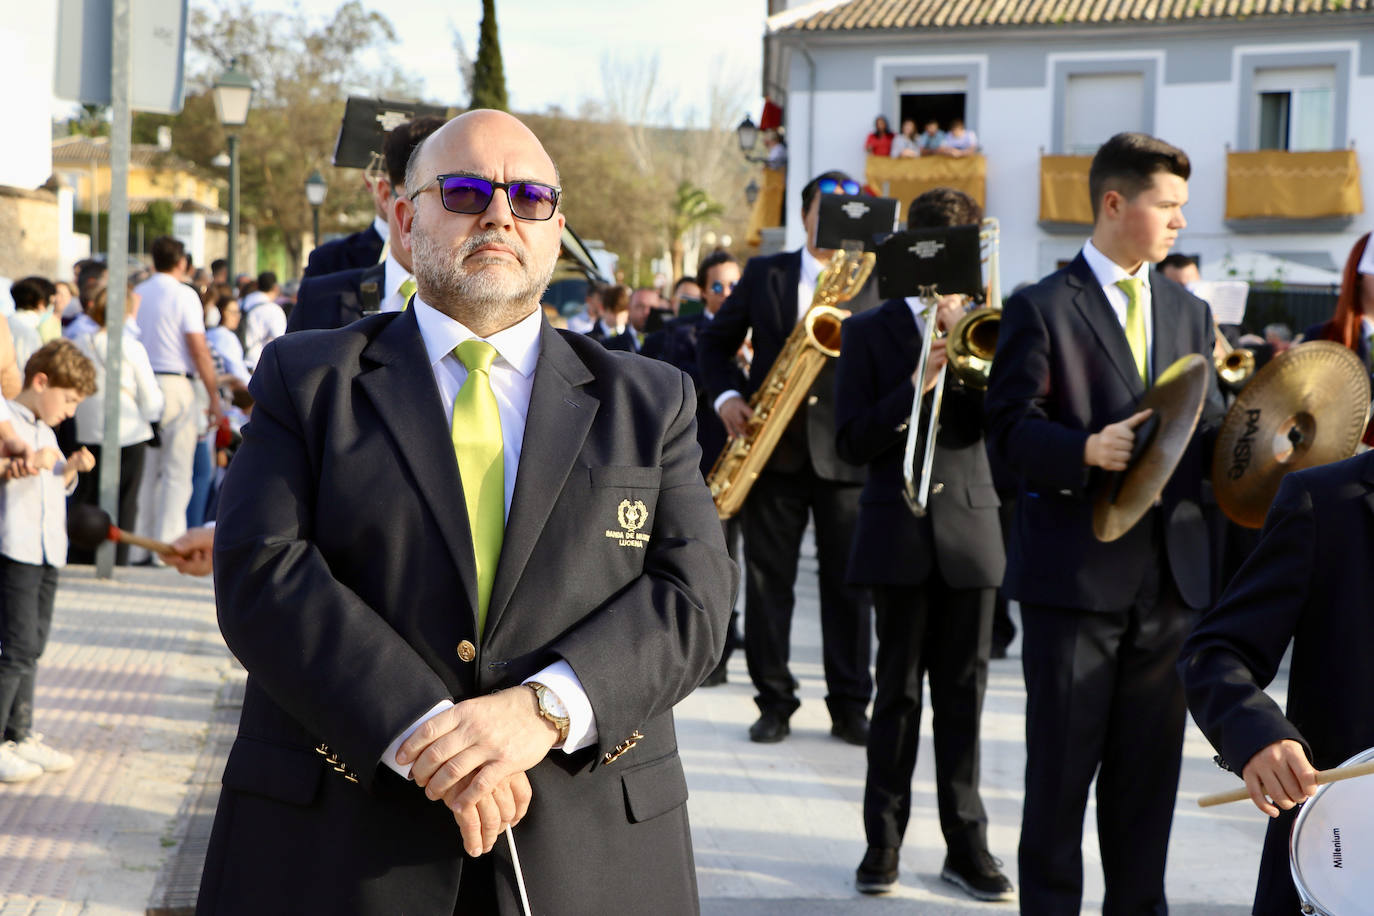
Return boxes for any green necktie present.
[399,276,416,310]
[452,340,504,637]
[1115,277,1148,383]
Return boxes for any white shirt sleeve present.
[179,286,207,335]
[713,389,743,415]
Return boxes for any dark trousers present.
[454,850,497,913]
[864,575,993,853]
[742,468,871,721]
[68,441,147,566]
[1018,557,1192,916]
[0,556,60,742]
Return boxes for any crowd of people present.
[2,109,1373,916]
[866,114,981,159]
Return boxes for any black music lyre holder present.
[876,224,983,300]
[816,194,900,252]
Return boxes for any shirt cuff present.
[713,389,742,416]
[381,699,454,779]
[524,659,597,754]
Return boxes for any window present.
[896,75,968,136]
[1062,73,1146,155]
[1253,67,1336,151]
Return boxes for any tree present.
[128,0,425,276]
[470,0,508,112]
[666,182,724,281]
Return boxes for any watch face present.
[540,687,569,720]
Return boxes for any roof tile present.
[784,0,1370,29]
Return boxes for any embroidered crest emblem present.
[605,499,651,548]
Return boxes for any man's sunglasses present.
[711,280,737,295]
[817,177,862,196]
[408,175,561,221]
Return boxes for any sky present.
[290,0,769,127]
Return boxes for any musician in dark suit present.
[586,284,629,347]
[1180,450,1374,916]
[289,116,443,333]
[645,249,746,686]
[837,189,1012,900]
[984,132,1224,915]
[303,215,385,279]
[697,170,878,745]
[196,110,736,915]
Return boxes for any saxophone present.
[707,248,876,519]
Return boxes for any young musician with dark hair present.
[290,116,446,333]
[837,188,1013,899]
[984,132,1225,914]
[1179,450,1374,916]
[697,170,879,745]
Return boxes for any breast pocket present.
[588,466,663,554]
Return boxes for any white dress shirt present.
[1082,238,1154,378]
[0,401,73,567]
[374,215,391,263]
[381,299,597,779]
[243,297,287,371]
[73,329,165,446]
[714,246,825,415]
[7,311,44,371]
[380,251,413,314]
[133,272,206,374]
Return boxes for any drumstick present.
[1197,759,1374,808]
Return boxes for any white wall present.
[0,6,56,190]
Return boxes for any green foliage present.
[471,0,509,112]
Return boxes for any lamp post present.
[745,178,760,206]
[735,115,770,164]
[305,169,327,253]
[213,58,255,286]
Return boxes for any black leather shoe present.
[941,848,1015,901]
[748,711,790,743]
[854,846,899,894]
[830,713,870,746]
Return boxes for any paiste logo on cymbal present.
[605,499,650,549]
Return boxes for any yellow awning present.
[1226,149,1363,220]
[746,168,786,248]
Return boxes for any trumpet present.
[1213,321,1256,391]
[902,218,1000,516]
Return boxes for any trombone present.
[902,218,1001,516]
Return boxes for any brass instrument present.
[1214,321,1257,390]
[902,218,1000,515]
[707,248,876,519]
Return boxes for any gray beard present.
[411,222,555,326]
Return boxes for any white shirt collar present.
[1083,238,1151,292]
[411,296,542,379]
[800,247,826,288]
[8,400,36,426]
[373,215,390,242]
[382,250,412,303]
[903,296,928,333]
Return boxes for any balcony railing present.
[1039,154,1093,226]
[865,154,986,214]
[1225,149,1363,221]
[745,167,786,248]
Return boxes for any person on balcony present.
[938,120,980,158]
[865,116,894,158]
[890,120,921,159]
[918,120,946,155]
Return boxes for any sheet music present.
[1191,280,1250,326]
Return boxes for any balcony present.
[864,154,986,215]
[745,167,785,248]
[1038,154,1093,230]
[1225,148,1363,231]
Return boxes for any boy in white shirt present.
[0,340,97,782]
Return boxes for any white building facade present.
[764,0,1373,292]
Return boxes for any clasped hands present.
[397,686,560,857]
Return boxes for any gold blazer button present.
[456,640,477,663]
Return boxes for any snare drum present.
[1290,746,1374,915]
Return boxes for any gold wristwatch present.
[526,682,570,746]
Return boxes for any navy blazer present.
[984,253,1225,611]
[1180,451,1374,915]
[302,224,385,279]
[286,263,386,333]
[697,249,878,483]
[835,299,1005,588]
[199,310,736,914]
[648,312,747,478]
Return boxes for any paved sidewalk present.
[0,549,1274,914]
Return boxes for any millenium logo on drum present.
[1332,827,1343,868]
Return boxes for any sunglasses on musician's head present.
[710,280,737,295]
[817,177,862,196]
[408,174,561,221]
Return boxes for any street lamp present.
[213,58,255,286]
[745,178,760,206]
[735,115,770,164]
[305,169,327,252]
